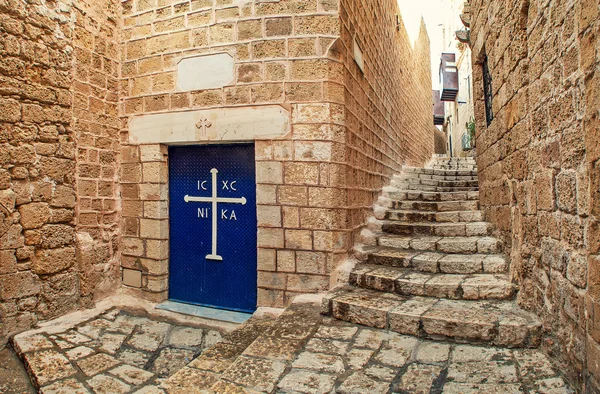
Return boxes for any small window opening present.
[482,57,494,126]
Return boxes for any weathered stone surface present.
[396,363,443,394]
[220,356,286,393]
[77,353,120,376]
[87,374,131,394]
[24,350,76,387]
[31,247,76,275]
[277,369,337,394]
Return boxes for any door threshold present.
[156,300,253,324]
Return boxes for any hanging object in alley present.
[439,53,459,102]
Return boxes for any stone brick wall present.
[0,0,121,345]
[468,0,599,390]
[118,0,434,307]
[339,1,434,241]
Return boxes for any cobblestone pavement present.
[13,302,573,393]
[12,308,224,393]
[162,302,573,393]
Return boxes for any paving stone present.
[14,334,54,355]
[531,377,570,393]
[110,316,138,335]
[109,364,154,385]
[40,378,90,394]
[77,325,102,340]
[24,350,77,386]
[364,364,397,381]
[87,374,131,394]
[304,337,350,355]
[397,363,443,394]
[59,331,92,345]
[65,346,95,361]
[374,347,411,367]
[167,326,204,348]
[442,382,523,393]
[127,332,164,352]
[118,348,151,368]
[415,341,451,363]
[189,342,244,373]
[353,328,390,349]
[161,366,218,392]
[345,348,375,369]
[77,353,120,376]
[98,332,127,354]
[337,372,390,394]
[451,344,511,362]
[53,338,75,350]
[151,348,195,378]
[292,351,345,374]
[209,380,262,393]
[243,336,304,361]
[277,369,337,394]
[203,330,223,348]
[314,324,358,340]
[514,350,558,381]
[220,355,286,393]
[132,386,165,394]
[447,361,519,384]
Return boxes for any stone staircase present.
[322,157,542,348]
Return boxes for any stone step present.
[390,200,480,212]
[322,286,542,348]
[394,173,478,182]
[381,221,493,237]
[402,167,477,177]
[376,234,503,254]
[362,246,508,274]
[386,210,484,223]
[350,264,516,300]
[394,177,479,188]
[384,189,479,202]
[390,183,479,192]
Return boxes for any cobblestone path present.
[12,308,224,393]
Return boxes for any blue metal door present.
[168,144,257,313]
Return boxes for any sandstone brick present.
[296,251,327,275]
[278,186,307,206]
[256,162,283,184]
[285,229,312,250]
[252,40,286,59]
[32,247,76,275]
[0,271,40,301]
[282,206,300,228]
[258,228,284,248]
[295,15,339,35]
[19,203,51,229]
[0,98,21,123]
[0,250,17,275]
[266,62,287,81]
[258,248,276,271]
[251,83,284,103]
[237,63,262,83]
[234,20,260,42]
[210,23,235,44]
[257,184,277,204]
[191,90,223,107]
[257,205,282,227]
[265,17,292,37]
[284,162,320,185]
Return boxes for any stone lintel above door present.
[128,105,291,145]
